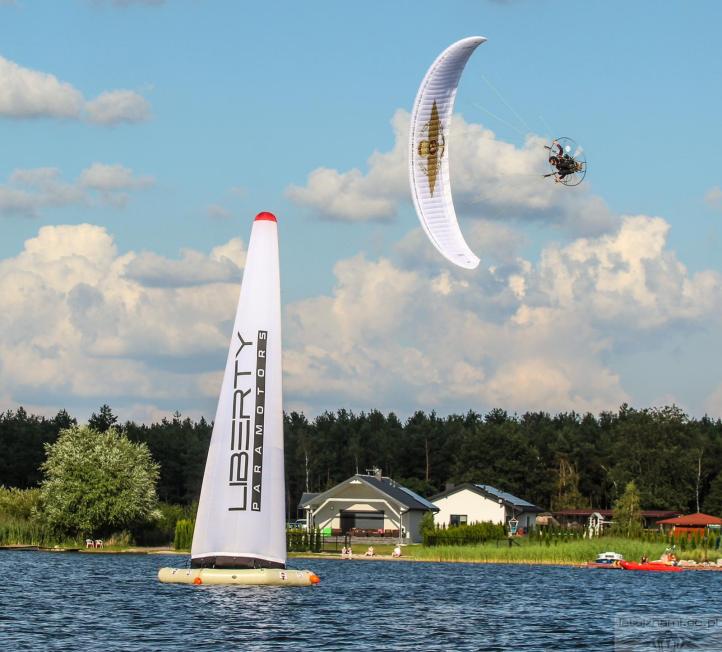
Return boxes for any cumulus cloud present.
[0,55,150,124]
[284,215,722,416]
[124,238,246,287]
[705,186,722,210]
[0,164,154,217]
[0,56,83,119]
[85,90,151,125]
[0,225,245,419]
[79,163,154,191]
[3,211,721,422]
[287,109,617,236]
[286,110,409,222]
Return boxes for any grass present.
[293,537,722,565]
[402,537,722,565]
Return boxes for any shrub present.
[423,521,506,546]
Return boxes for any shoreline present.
[4,546,721,571]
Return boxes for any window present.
[450,514,467,527]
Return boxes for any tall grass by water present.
[409,536,722,564]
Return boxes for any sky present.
[1,0,721,424]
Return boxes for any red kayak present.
[620,561,684,572]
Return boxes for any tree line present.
[2,403,722,519]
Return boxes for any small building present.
[553,509,680,532]
[430,483,542,533]
[298,470,438,543]
[657,512,722,538]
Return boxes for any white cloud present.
[207,204,232,220]
[0,55,150,125]
[3,212,721,422]
[0,164,154,217]
[284,215,722,416]
[0,56,84,118]
[286,110,409,222]
[705,186,722,210]
[123,238,246,287]
[79,163,154,191]
[287,109,618,236]
[85,90,151,125]
[0,225,244,420]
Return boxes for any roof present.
[297,492,318,509]
[656,512,722,527]
[476,484,539,511]
[362,475,438,511]
[553,509,680,519]
[298,474,438,512]
[430,482,542,512]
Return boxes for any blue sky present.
[1,0,721,423]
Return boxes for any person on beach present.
[365,546,375,557]
[392,544,401,558]
[341,545,352,559]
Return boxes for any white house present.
[298,470,438,544]
[431,483,542,532]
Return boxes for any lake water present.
[1,551,721,651]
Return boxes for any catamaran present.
[158,212,319,586]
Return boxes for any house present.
[553,509,680,532]
[430,483,542,533]
[656,512,722,538]
[298,470,438,543]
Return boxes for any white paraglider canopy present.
[409,36,486,269]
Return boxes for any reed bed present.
[408,537,720,565]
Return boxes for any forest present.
[2,403,722,520]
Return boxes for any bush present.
[423,521,506,546]
[0,486,42,521]
[134,503,193,547]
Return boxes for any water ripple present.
[0,552,719,651]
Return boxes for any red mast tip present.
[254,212,277,222]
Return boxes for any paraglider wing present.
[409,36,486,269]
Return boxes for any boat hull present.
[619,561,683,572]
[158,567,320,586]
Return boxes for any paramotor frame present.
[545,137,587,187]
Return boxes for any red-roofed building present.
[656,512,722,538]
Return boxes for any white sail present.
[409,36,486,269]
[191,211,286,569]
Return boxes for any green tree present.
[88,404,118,432]
[612,480,643,538]
[551,458,589,511]
[703,471,722,517]
[40,425,159,537]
